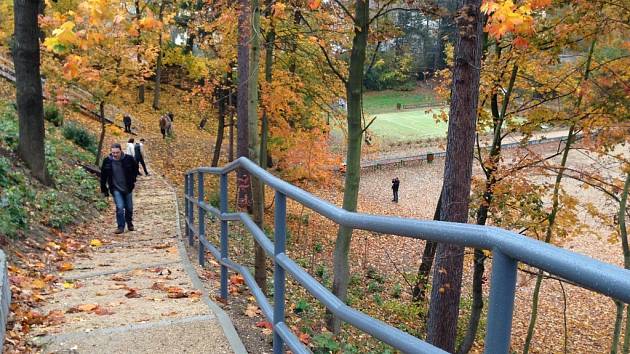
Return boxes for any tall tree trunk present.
[327,0,369,335]
[13,0,52,186]
[212,88,226,167]
[135,0,145,103]
[289,9,301,75]
[457,63,519,354]
[621,173,630,354]
[236,0,252,213]
[260,0,275,169]
[95,101,106,165]
[249,0,266,291]
[152,0,166,110]
[426,1,483,351]
[412,191,442,303]
[611,172,630,353]
[523,38,597,354]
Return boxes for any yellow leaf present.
[90,239,103,247]
[308,0,321,10]
[32,279,46,289]
[63,281,75,289]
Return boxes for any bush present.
[44,104,64,126]
[63,122,97,155]
[0,106,19,150]
[0,185,31,237]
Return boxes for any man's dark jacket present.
[100,154,138,195]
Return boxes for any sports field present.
[368,108,448,144]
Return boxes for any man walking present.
[134,138,149,176]
[101,143,138,234]
[123,114,132,133]
[392,177,400,203]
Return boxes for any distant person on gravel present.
[100,143,138,234]
[392,177,400,203]
[159,112,173,139]
[134,138,149,176]
[123,114,132,133]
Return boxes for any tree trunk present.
[135,0,145,103]
[249,0,266,292]
[327,0,369,335]
[617,172,630,353]
[95,101,106,165]
[412,191,442,303]
[211,89,226,167]
[457,63,519,354]
[13,0,52,186]
[260,0,275,169]
[152,0,166,110]
[523,38,597,354]
[426,1,483,351]
[236,0,252,212]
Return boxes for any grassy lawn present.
[368,109,448,144]
[363,89,437,114]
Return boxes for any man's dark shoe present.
[115,228,124,234]
[128,225,135,231]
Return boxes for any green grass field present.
[363,90,436,114]
[368,109,448,144]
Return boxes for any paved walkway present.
[32,173,246,354]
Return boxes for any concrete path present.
[31,173,246,354]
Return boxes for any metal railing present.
[184,157,630,354]
[0,250,11,349]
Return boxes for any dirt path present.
[28,173,245,354]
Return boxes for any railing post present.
[219,173,229,300]
[184,174,189,239]
[197,172,205,266]
[273,191,287,354]
[484,249,517,354]
[188,172,195,246]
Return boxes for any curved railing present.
[184,157,630,354]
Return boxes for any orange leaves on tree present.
[308,0,322,10]
[481,0,549,39]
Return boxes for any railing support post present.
[484,249,517,354]
[187,173,195,246]
[273,191,287,354]
[219,173,229,300]
[184,174,189,239]
[197,172,205,266]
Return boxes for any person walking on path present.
[392,177,400,203]
[100,143,138,234]
[159,112,173,139]
[123,114,132,133]
[126,138,136,158]
[134,138,149,176]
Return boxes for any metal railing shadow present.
[184,157,630,354]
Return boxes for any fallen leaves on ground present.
[124,288,142,298]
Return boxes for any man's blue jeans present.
[112,190,133,229]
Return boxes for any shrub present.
[312,333,340,354]
[0,106,19,150]
[0,185,30,237]
[44,104,64,126]
[63,122,97,155]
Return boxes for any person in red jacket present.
[100,143,138,234]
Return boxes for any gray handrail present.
[185,157,630,354]
[0,250,10,349]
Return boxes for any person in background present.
[126,138,135,158]
[159,112,173,139]
[392,177,400,203]
[134,138,149,176]
[100,143,138,234]
[123,114,132,133]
